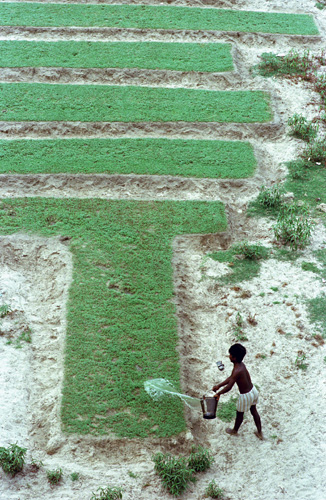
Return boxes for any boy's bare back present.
[232,362,253,394]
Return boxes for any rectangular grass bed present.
[0,198,227,437]
[0,40,234,73]
[0,3,318,35]
[0,84,272,122]
[0,138,256,178]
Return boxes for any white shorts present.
[237,386,259,413]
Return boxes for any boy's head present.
[229,343,246,363]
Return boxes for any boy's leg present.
[250,405,263,439]
[226,411,244,435]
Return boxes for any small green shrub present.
[71,472,79,481]
[301,261,320,273]
[46,468,63,485]
[256,184,284,209]
[90,486,123,500]
[287,159,309,181]
[315,74,326,103]
[216,397,237,422]
[0,444,26,476]
[205,479,225,499]
[273,203,313,249]
[233,241,270,260]
[30,457,43,471]
[301,138,326,165]
[316,2,326,10]
[295,351,308,370]
[153,452,196,497]
[0,304,10,318]
[288,114,318,141]
[187,446,214,473]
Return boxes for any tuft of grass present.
[187,446,214,473]
[233,241,270,260]
[295,351,308,370]
[0,444,26,476]
[216,397,237,422]
[205,480,226,499]
[90,486,123,500]
[273,202,313,249]
[301,261,320,273]
[153,453,196,497]
[301,138,326,166]
[46,468,63,485]
[288,114,318,142]
[70,472,79,481]
[0,304,10,318]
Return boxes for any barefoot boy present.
[212,343,263,439]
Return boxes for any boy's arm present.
[212,376,231,392]
[213,371,238,399]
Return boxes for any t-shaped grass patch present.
[0,199,227,437]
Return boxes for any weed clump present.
[90,486,123,500]
[46,468,63,485]
[295,351,308,370]
[288,114,318,142]
[187,446,214,473]
[233,241,270,260]
[301,138,326,166]
[153,452,196,496]
[205,479,226,499]
[273,202,313,249]
[0,444,26,476]
[255,50,314,77]
[256,184,284,210]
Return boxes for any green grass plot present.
[0,199,227,437]
[0,40,234,73]
[0,84,272,123]
[0,4,318,35]
[0,138,256,178]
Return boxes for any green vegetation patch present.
[0,138,256,178]
[207,243,269,284]
[0,84,272,123]
[0,40,234,73]
[0,4,318,35]
[0,199,227,437]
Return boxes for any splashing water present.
[144,378,201,410]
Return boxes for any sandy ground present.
[0,0,326,499]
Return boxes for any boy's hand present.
[214,393,220,400]
[212,384,220,392]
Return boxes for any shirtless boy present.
[212,343,263,440]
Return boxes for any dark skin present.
[212,353,263,440]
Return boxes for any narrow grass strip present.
[0,138,256,178]
[0,40,234,73]
[0,3,318,35]
[0,84,272,123]
[0,198,227,437]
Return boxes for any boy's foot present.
[226,428,238,436]
[254,431,264,440]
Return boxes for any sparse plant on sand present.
[205,479,226,499]
[0,444,26,476]
[0,304,10,318]
[153,452,196,497]
[70,472,79,481]
[256,184,284,210]
[295,351,308,370]
[90,486,123,500]
[46,468,63,485]
[273,202,313,249]
[233,241,270,260]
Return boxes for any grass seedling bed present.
[0,4,318,35]
[0,41,234,73]
[0,138,256,178]
[0,84,272,123]
[0,199,227,437]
